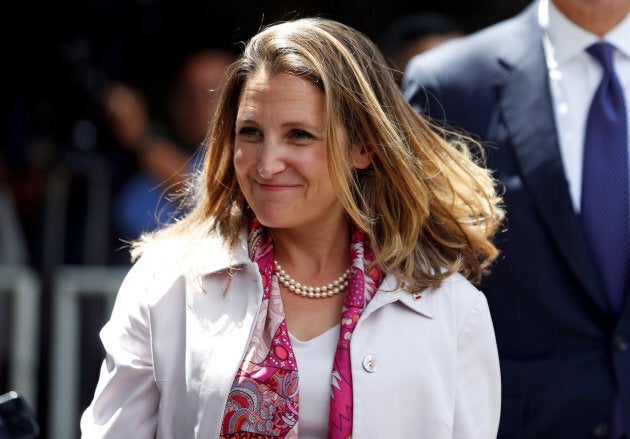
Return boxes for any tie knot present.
[587,41,617,73]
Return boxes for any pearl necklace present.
[274,260,351,299]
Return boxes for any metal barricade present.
[49,265,128,439]
[0,265,41,408]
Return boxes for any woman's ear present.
[351,145,373,170]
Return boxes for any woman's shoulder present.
[427,272,490,328]
[435,272,484,298]
[120,232,248,301]
[135,230,246,275]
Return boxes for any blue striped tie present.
[581,41,628,438]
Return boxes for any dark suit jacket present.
[403,3,630,438]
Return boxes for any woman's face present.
[234,71,347,232]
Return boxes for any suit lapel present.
[495,8,607,310]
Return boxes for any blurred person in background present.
[103,49,235,240]
[379,12,464,75]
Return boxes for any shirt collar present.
[607,10,630,58]
[364,274,436,319]
[539,0,630,65]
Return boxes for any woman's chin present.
[251,213,293,230]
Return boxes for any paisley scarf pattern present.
[220,219,382,438]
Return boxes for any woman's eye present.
[291,130,313,140]
[237,127,260,137]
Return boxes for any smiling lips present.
[255,180,300,191]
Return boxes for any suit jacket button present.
[592,422,609,437]
[614,335,628,352]
[362,354,378,373]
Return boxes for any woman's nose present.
[256,141,286,178]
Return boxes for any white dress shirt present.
[539,0,630,212]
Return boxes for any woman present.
[81,17,504,438]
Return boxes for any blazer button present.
[614,335,628,352]
[592,422,609,437]
[362,354,378,373]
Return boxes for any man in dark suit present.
[403,0,630,437]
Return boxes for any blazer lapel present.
[495,8,607,310]
[182,232,264,437]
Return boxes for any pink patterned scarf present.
[220,219,383,438]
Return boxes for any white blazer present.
[80,231,501,438]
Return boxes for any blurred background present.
[1,0,529,437]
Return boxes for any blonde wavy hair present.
[133,17,504,291]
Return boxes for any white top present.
[289,324,340,438]
[539,0,630,212]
